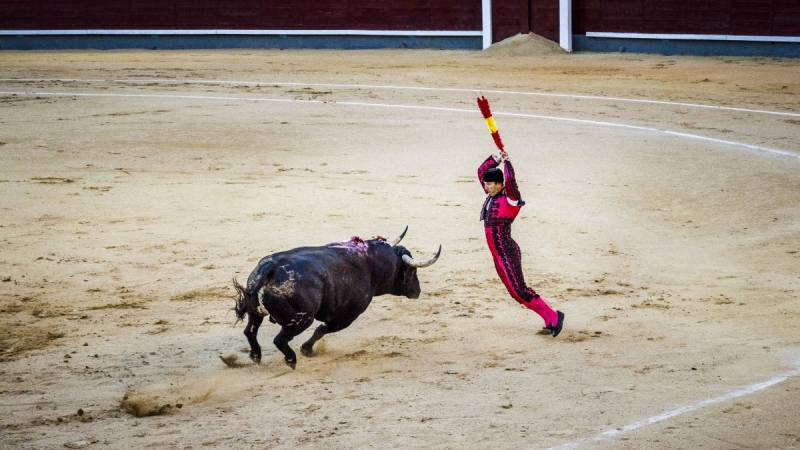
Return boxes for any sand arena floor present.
[1,42,799,449]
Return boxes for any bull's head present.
[389,227,441,299]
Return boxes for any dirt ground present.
[1,38,799,449]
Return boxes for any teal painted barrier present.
[0,34,482,51]
[573,35,800,58]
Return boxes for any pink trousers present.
[485,225,558,327]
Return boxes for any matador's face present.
[484,181,504,196]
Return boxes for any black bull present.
[233,229,440,369]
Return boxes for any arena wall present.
[0,0,798,56]
[573,0,800,56]
[0,0,486,50]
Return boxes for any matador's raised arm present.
[477,154,500,194]
[503,159,522,203]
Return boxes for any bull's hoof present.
[249,353,262,364]
[285,359,296,370]
[300,344,314,357]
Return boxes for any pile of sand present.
[481,32,566,57]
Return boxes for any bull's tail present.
[232,256,279,322]
[231,277,250,323]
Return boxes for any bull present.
[232,227,440,369]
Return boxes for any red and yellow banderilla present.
[476,96,504,152]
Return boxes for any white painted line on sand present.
[1,77,798,118]
[0,90,797,160]
[498,110,800,159]
[547,366,800,450]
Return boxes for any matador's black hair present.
[482,167,503,184]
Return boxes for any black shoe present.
[547,311,564,338]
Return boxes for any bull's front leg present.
[301,324,328,357]
[243,314,264,363]
[301,311,360,357]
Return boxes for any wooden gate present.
[492,0,560,43]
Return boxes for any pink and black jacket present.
[477,155,525,227]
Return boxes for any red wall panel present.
[129,1,174,29]
[0,1,44,29]
[0,0,483,32]
[348,5,392,30]
[302,5,348,29]
[262,6,306,28]
[774,0,800,34]
[530,0,559,42]
[774,12,800,35]
[173,0,217,28]
[431,2,481,31]
[493,0,528,42]
[174,9,217,29]
[85,1,132,29]
[684,7,731,34]
[573,0,799,37]
[218,1,264,29]
[643,0,685,33]
[40,0,87,29]
[2,1,796,40]
[388,7,434,30]
[574,0,603,32]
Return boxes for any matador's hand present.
[499,150,509,161]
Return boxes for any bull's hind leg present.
[243,314,264,363]
[273,315,314,369]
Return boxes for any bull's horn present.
[402,245,442,268]
[390,226,408,246]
